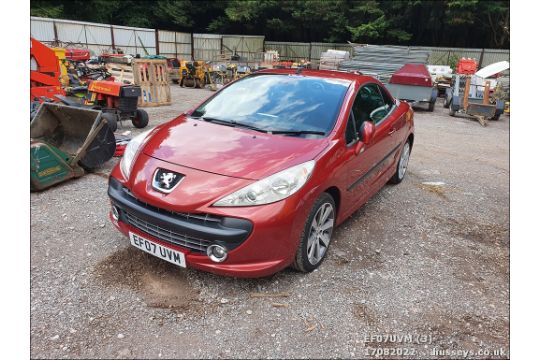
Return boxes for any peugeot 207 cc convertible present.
[108,69,414,278]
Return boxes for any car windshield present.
[191,74,350,137]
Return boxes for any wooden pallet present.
[104,63,134,84]
[132,59,171,107]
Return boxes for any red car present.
[108,69,414,278]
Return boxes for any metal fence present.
[31,16,509,67]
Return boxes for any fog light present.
[111,205,119,220]
[207,244,228,263]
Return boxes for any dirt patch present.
[418,183,449,200]
[433,216,509,247]
[421,311,509,349]
[94,247,201,311]
[352,303,377,326]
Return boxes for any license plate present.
[129,232,186,268]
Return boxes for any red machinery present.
[86,80,149,131]
[30,38,65,101]
[457,58,478,75]
[64,48,91,62]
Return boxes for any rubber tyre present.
[428,100,435,112]
[292,192,336,273]
[443,96,451,108]
[389,140,411,185]
[132,109,149,128]
[102,112,118,132]
[490,113,501,121]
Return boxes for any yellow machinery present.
[51,48,70,87]
[179,60,209,88]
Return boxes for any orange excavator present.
[30,37,65,102]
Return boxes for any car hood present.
[142,116,329,180]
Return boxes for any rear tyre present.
[428,100,435,112]
[490,113,501,121]
[132,109,149,128]
[389,140,411,184]
[102,112,118,132]
[443,95,451,108]
[292,193,336,273]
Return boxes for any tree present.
[30,0,510,48]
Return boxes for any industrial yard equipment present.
[179,60,208,88]
[166,58,181,84]
[30,103,115,191]
[30,37,65,101]
[385,64,437,111]
[446,75,504,125]
[86,80,149,131]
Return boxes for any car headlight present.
[120,129,154,179]
[213,160,315,207]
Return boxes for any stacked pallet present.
[132,59,171,107]
[104,63,134,84]
[338,45,430,83]
[318,50,350,70]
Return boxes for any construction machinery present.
[166,58,181,84]
[30,37,65,101]
[30,103,116,191]
[444,60,508,125]
[445,75,504,125]
[179,60,209,88]
[86,80,149,131]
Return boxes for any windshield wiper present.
[201,116,269,133]
[269,130,326,136]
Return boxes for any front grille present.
[117,97,138,112]
[122,187,222,225]
[124,211,212,253]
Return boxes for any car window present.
[345,113,358,145]
[191,74,351,136]
[352,83,394,126]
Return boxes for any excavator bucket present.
[30,103,116,191]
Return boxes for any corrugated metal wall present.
[31,17,509,67]
[112,25,156,55]
[222,35,264,62]
[158,30,192,59]
[265,41,310,61]
[193,33,221,61]
[30,17,55,42]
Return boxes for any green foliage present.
[448,53,460,70]
[30,0,510,48]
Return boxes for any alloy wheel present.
[306,202,335,265]
[398,142,410,180]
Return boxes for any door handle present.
[388,128,396,135]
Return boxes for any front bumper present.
[108,175,310,278]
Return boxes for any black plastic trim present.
[347,144,401,191]
[108,177,253,250]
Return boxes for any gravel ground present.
[31,85,509,359]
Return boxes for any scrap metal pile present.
[338,45,431,83]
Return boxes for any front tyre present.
[292,193,336,273]
[132,109,149,128]
[389,140,411,184]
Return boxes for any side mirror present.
[360,121,375,145]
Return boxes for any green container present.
[30,103,115,191]
[30,140,84,191]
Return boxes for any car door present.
[346,83,397,206]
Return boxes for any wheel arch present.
[323,186,341,219]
